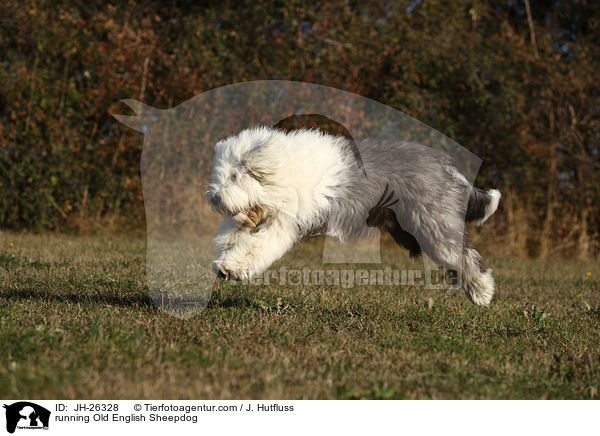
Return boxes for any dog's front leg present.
[213,217,297,281]
[213,217,250,259]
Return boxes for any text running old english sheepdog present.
[207,126,500,306]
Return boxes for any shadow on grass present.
[207,290,310,313]
[0,286,156,310]
[207,293,266,310]
[2,283,301,314]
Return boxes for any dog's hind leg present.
[385,215,422,259]
[458,245,494,306]
[423,233,494,306]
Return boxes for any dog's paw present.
[212,259,253,281]
[212,261,229,280]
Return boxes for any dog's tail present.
[465,188,501,226]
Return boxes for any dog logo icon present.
[3,402,50,433]
[113,80,495,317]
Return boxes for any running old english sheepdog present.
[207,126,501,306]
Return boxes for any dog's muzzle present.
[208,191,231,216]
[207,191,237,217]
[207,191,222,209]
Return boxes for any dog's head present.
[207,127,280,220]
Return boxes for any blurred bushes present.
[0,0,598,256]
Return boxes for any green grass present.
[0,231,599,399]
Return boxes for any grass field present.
[1,231,599,399]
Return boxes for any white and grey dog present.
[207,126,500,306]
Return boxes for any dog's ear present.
[242,141,280,182]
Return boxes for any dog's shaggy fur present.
[207,126,500,306]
